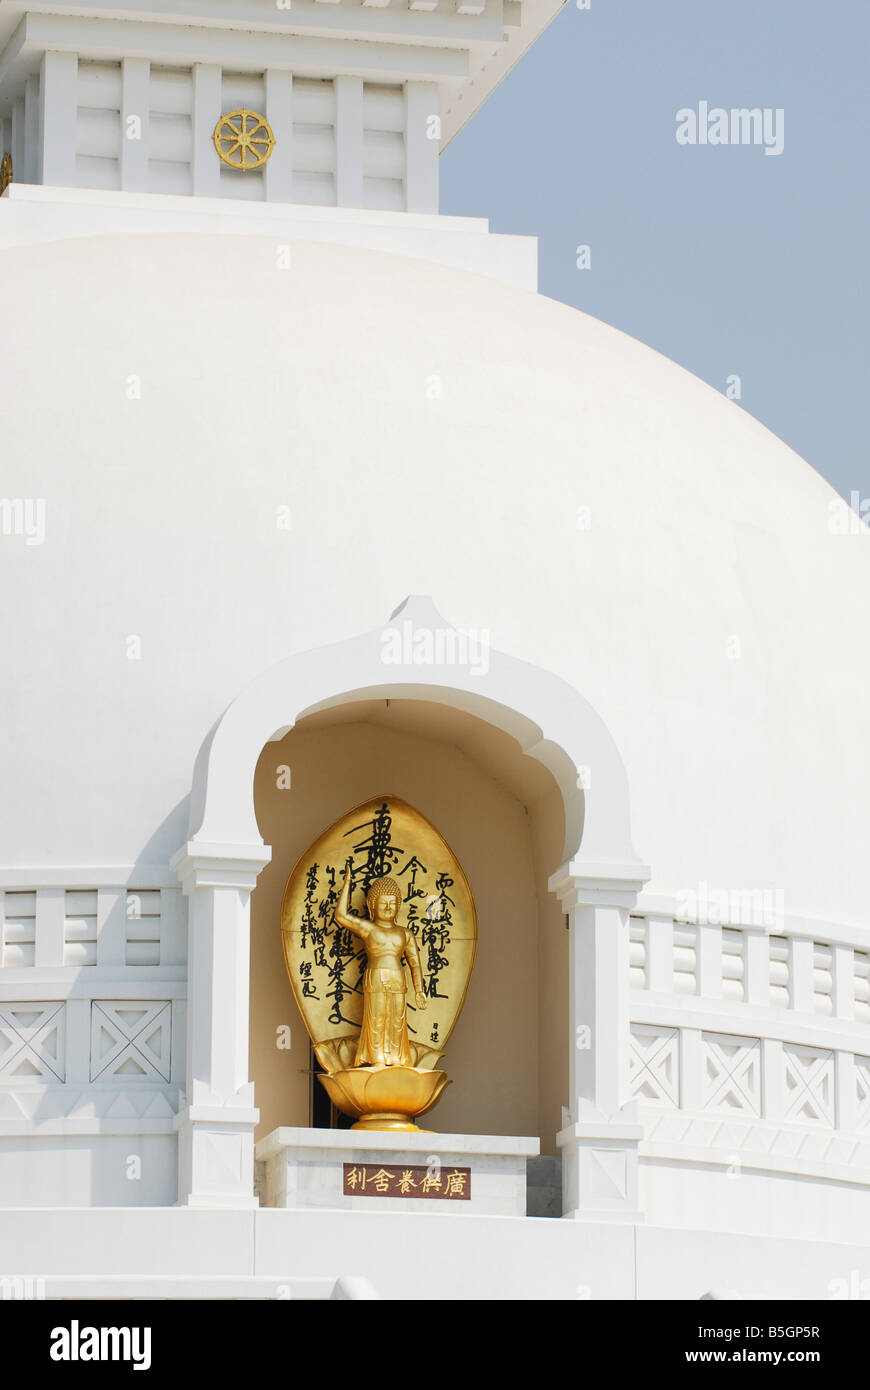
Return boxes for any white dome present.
[2,232,867,929]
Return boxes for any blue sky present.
[441,0,869,505]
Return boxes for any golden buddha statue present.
[280,794,477,1129]
[334,866,427,1068]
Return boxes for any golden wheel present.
[213,109,276,172]
[0,152,12,196]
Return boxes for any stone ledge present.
[256,1126,540,1160]
[257,1127,539,1217]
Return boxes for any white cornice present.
[0,12,471,85]
[0,0,566,144]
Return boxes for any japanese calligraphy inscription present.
[281,795,477,1132]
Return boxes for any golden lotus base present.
[350,1115,433,1133]
[318,1064,450,1132]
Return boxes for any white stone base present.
[257,1128,539,1217]
[558,1121,644,1224]
[0,184,538,291]
[0,1207,867,1300]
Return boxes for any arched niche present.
[172,598,649,1214]
[249,696,568,1147]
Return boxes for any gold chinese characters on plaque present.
[280,795,477,1131]
[343,1163,470,1200]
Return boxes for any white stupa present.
[1,0,869,1301]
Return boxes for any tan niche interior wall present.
[249,701,565,1148]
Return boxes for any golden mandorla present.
[280,795,477,1131]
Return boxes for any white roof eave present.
[442,0,566,149]
[0,0,567,146]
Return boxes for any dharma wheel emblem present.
[212,109,276,171]
[0,152,12,196]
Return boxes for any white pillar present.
[25,75,41,184]
[171,841,271,1209]
[12,99,25,181]
[121,58,150,193]
[192,63,222,197]
[404,81,439,213]
[335,75,364,208]
[697,922,722,1000]
[762,1037,784,1123]
[34,888,65,967]
[96,887,127,967]
[645,911,673,994]
[744,927,770,1005]
[835,1051,856,1133]
[264,69,293,203]
[65,998,91,1087]
[789,934,814,1013]
[832,945,855,1023]
[679,1026,705,1110]
[550,864,648,1223]
[40,52,78,187]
